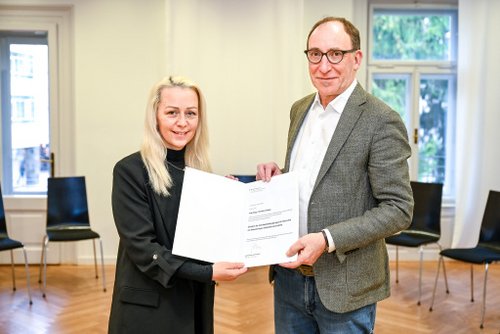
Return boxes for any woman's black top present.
[108,148,215,334]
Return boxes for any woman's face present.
[156,86,199,150]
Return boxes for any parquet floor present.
[0,261,499,333]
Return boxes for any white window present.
[1,35,50,194]
[367,4,458,201]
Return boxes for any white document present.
[173,167,299,267]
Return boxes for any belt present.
[296,264,314,277]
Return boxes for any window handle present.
[413,128,419,144]
[40,152,55,178]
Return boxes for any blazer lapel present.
[313,83,367,190]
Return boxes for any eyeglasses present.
[304,48,357,64]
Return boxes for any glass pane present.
[371,74,410,124]
[10,44,50,194]
[417,76,452,184]
[372,10,455,61]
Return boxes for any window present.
[11,50,35,78]
[0,34,50,194]
[368,5,458,200]
[12,96,35,122]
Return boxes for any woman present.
[108,76,247,334]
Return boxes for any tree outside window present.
[368,7,457,200]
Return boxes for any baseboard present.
[386,244,441,261]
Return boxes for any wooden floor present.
[0,261,499,334]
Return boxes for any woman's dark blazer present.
[108,152,214,334]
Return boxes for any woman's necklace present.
[166,160,185,172]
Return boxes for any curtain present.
[452,0,500,247]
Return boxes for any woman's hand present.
[212,262,248,281]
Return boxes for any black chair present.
[0,184,32,305]
[429,190,500,329]
[385,181,449,305]
[38,176,106,297]
[233,175,256,183]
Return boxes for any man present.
[256,17,414,333]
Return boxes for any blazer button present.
[152,254,158,260]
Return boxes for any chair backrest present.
[408,181,443,235]
[478,190,500,244]
[47,176,90,228]
[0,184,8,237]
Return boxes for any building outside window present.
[0,37,50,194]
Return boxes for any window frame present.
[1,34,49,195]
[368,5,458,67]
[0,5,74,197]
[367,3,458,203]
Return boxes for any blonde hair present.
[140,75,211,196]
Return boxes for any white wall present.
[73,0,168,262]
[164,0,355,176]
[0,0,360,263]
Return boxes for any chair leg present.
[99,238,107,292]
[429,255,443,311]
[480,263,489,329]
[92,239,98,279]
[418,246,424,305]
[10,250,17,291]
[41,236,49,298]
[38,235,46,284]
[470,264,474,302]
[395,245,399,283]
[437,245,449,294]
[22,248,33,305]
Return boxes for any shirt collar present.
[312,79,358,114]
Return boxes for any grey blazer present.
[283,83,414,313]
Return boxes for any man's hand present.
[280,232,326,268]
[212,262,248,281]
[256,162,282,182]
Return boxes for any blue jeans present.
[273,266,376,334]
